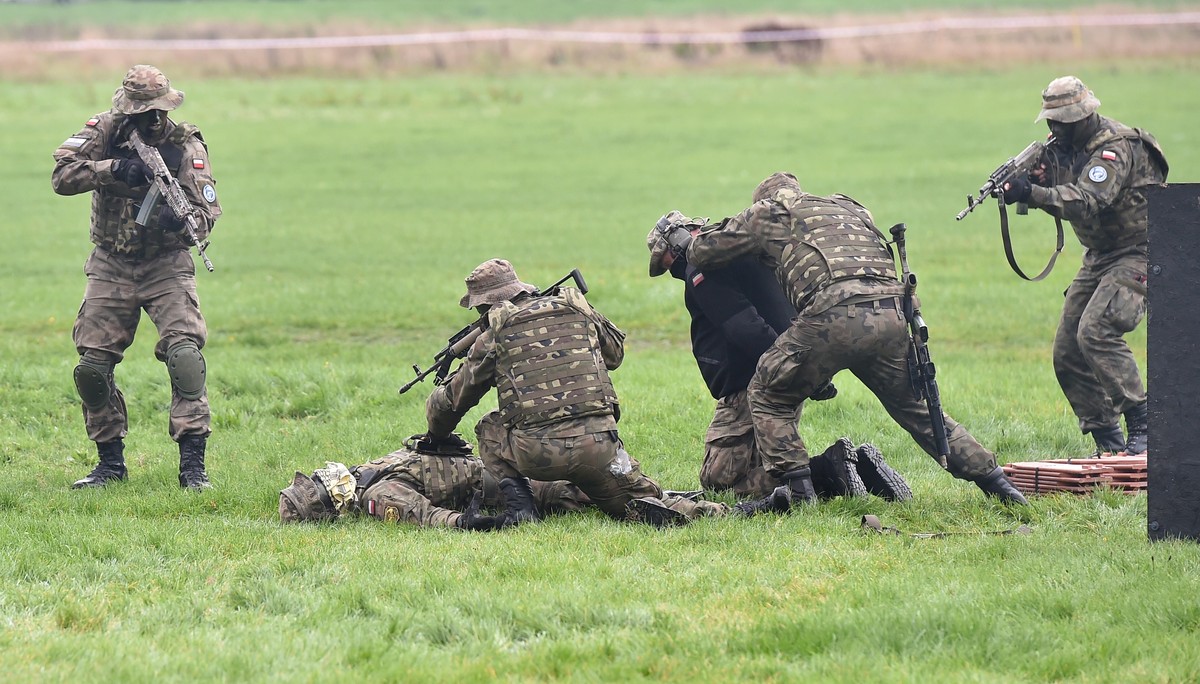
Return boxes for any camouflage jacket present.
[1030,115,1168,256]
[686,189,904,316]
[350,448,482,513]
[426,288,625,437]
[52,111,221,259]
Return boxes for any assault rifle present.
[126,130,214,272]
[889,223,949,469]
[955,138,1063,282]
[398,268,589,395]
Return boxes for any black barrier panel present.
[1147,183,1200,542]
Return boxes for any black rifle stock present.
[398,268,588,395]
[126,130,214,272]
[955,138,1064,281]
[889,223,950,469]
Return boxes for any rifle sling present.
[861,514,1032,539]
[999,202,1064,282]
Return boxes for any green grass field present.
[2,18,1200,683]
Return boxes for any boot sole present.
[854,444,914,502]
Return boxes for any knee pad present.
[165,341,206,400]
[73,357,113,411]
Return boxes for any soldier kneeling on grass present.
[278,433,590,530]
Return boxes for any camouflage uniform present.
[685,173,1008,492]
[1022,76,1167,453]
[52,65,221,488]
[279,444,589,528]
[426,259,728,526]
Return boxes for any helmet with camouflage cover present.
[460,259,538,308]
[111,64,185,115]
[752,172,801,203]
[1035,76,1100,123]
[278,471,337,523]
[646,211,707,277]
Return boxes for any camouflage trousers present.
[1053,253,1147,432]
[359,475,589,529]
[748,299,997,481]
[475,411,727,521]
[73,247,209,443]
[699,390,789,498]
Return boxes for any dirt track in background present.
[4,7,1199,79]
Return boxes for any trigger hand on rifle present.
[156,205,187,233]
[112,158,150,187]
[1002,175,1032,205]
[1029,163,1051,187]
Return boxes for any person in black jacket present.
[647,212,837,498]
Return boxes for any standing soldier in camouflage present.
[1002,76,1166,457]
[52,65,221,490]
[423,259,728,527]
[278,433,591,529]
[659,172,1027,513]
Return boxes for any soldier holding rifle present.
[661,172,1026,512]
[52,65,221,490]
[999,76,1166,457]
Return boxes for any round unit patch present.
[1088,166,1109,183]
[202,184,217,203]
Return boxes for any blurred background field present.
[1,1,1198,682]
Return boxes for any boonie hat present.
[460,259,538,308]
[1035,76,1100,123]
[111,64,184,115]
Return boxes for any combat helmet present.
[1035,76,1100,123]
[111,64,185,115]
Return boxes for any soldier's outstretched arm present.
[425,330,497,438]
[686,204,769,270]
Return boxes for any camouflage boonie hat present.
[279,471,336,523]
[753,172,801,203]
[459,259,537,308]
[646,211,707,277]
[111,64,184,115]
[1035,76,1100,123]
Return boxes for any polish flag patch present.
[85,118,99,127]
[1101,150,1118,161]
[691,272,705,287]
[192,158,205,169]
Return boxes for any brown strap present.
[999,201,1064,282]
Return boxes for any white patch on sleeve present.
[1087,166,1109,183]
[202,184,217,203]
[61,137,88,148]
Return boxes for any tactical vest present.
[772,190,898,309]
[488,291,618,430]
[1067,118,1168,251]
[350,448,481,511]
[92,114,198,258]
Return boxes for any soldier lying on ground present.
[279,433,590,530]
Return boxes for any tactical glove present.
[809,381,838,402]
[112,158,150,186]
[407,431,473,456]
[1002,175,1033,205]
[456,490,503,532]
[156,205,187,233]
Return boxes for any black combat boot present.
[71,439,127,489]
[498,477,540,528]
[854,443,914,502]
[178,435,212,490]
[809,438,868,498]
[1122,401,1148,456]
[973,467,1029,505]
[1088,425,1126,456]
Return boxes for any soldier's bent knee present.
[73,357,113,410]
[165,341,206,400]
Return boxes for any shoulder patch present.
[202,184,217,203]
[61,136,89,148]
[85,117,100,127]
[1088,165,1109,183]
[192,158,205,170]
[1101,150,1118,162]
[691,272,705,287]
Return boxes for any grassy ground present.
[2,61,1199,681]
